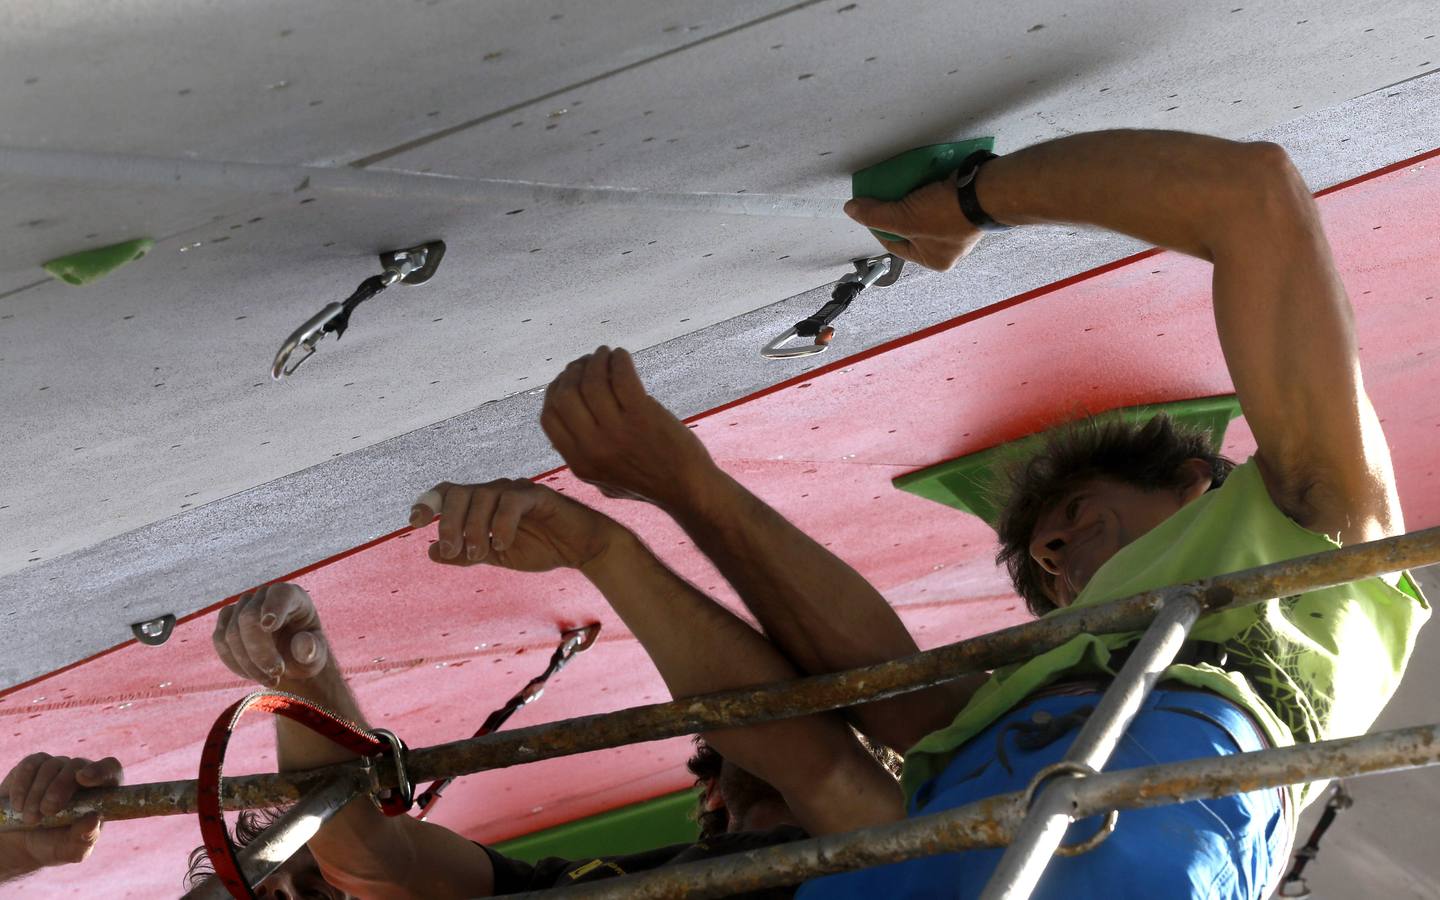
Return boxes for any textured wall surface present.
[2,2,1438,687]
[1,1,1439,897]
[6,146,1440,896]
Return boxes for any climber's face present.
[1028,463,1213,607]
[254,846,356,900]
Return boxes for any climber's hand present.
[0,753,121,877]
[213,583,330,688]
[541,346,721,509]
[412,479,626,574]
[843,172,985,271]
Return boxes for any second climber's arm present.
[213,585,496,899]
[539,349,983,753]
[420,480,904,836]
[845,128,1267,269]
[583,527,905,835]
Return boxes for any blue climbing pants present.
[797,687,1290,899]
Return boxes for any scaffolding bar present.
[4,525,1438,832]
[979,590,1205,899]
[402,524,1439,786]
[507,722,1440,900]
[0,764,352,832]
[181,772,364,900]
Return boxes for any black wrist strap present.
[955,150,1012,232]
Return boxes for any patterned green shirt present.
[902,459,1430,812]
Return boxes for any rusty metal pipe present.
[5,526,1438,830]
[403,524,1440,786]
[181,771,365,900]
[979,590,1205,900]
[505,722,1440,899]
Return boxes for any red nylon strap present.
[197,690,407,900]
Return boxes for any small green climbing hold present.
[43,238,155,286]
[851,137,996,242]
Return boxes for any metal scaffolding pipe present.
[979,590,1205,899]
[181,771,365,900]
[0,764,354,832]
[4,525,1438,831]
[508,722,1440,900]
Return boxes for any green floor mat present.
[493,789,700,864]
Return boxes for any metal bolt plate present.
[379,241,447,285]
[131,613,177,646]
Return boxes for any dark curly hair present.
[184,806,286,890]
[993,413,1234,618]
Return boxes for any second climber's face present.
[255,846,356,900]
[717,759,786,832]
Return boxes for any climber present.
[537,128,1430,899]
[186,518,900,899]
[1,490,900,897]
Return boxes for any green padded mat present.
[493,789,700,864]
[893,395,1242,527]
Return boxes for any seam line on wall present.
[347,0,833,168]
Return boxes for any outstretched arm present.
[539,348,983,753]
[420,480,904,836]
[214,585,495,899]
[845,128,1402,544]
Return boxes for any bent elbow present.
[1207,142,1326,260]
[1237,141,1318,220]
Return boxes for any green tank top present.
[901,459,1430,812]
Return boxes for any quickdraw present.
[271,240,446,379]
[761,253,903,359]
[415,622,601,818]
[195,624,600,897]
[1276,781,1353,898]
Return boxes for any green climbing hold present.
[852,137,996,242]
[43,238,155,286]
[892,395,1243,529]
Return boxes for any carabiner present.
[271,302,347,379]
[761,254,901,360]
[368,728,414,815]
[270,241,446,380]
[761,324,837,359]
[559,622,602,659]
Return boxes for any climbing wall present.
[5,1,1440,693]
[4,143,1437,897]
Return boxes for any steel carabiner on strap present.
[270,302,349,379]
[762,253,903,360]
[271,240,446,379]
